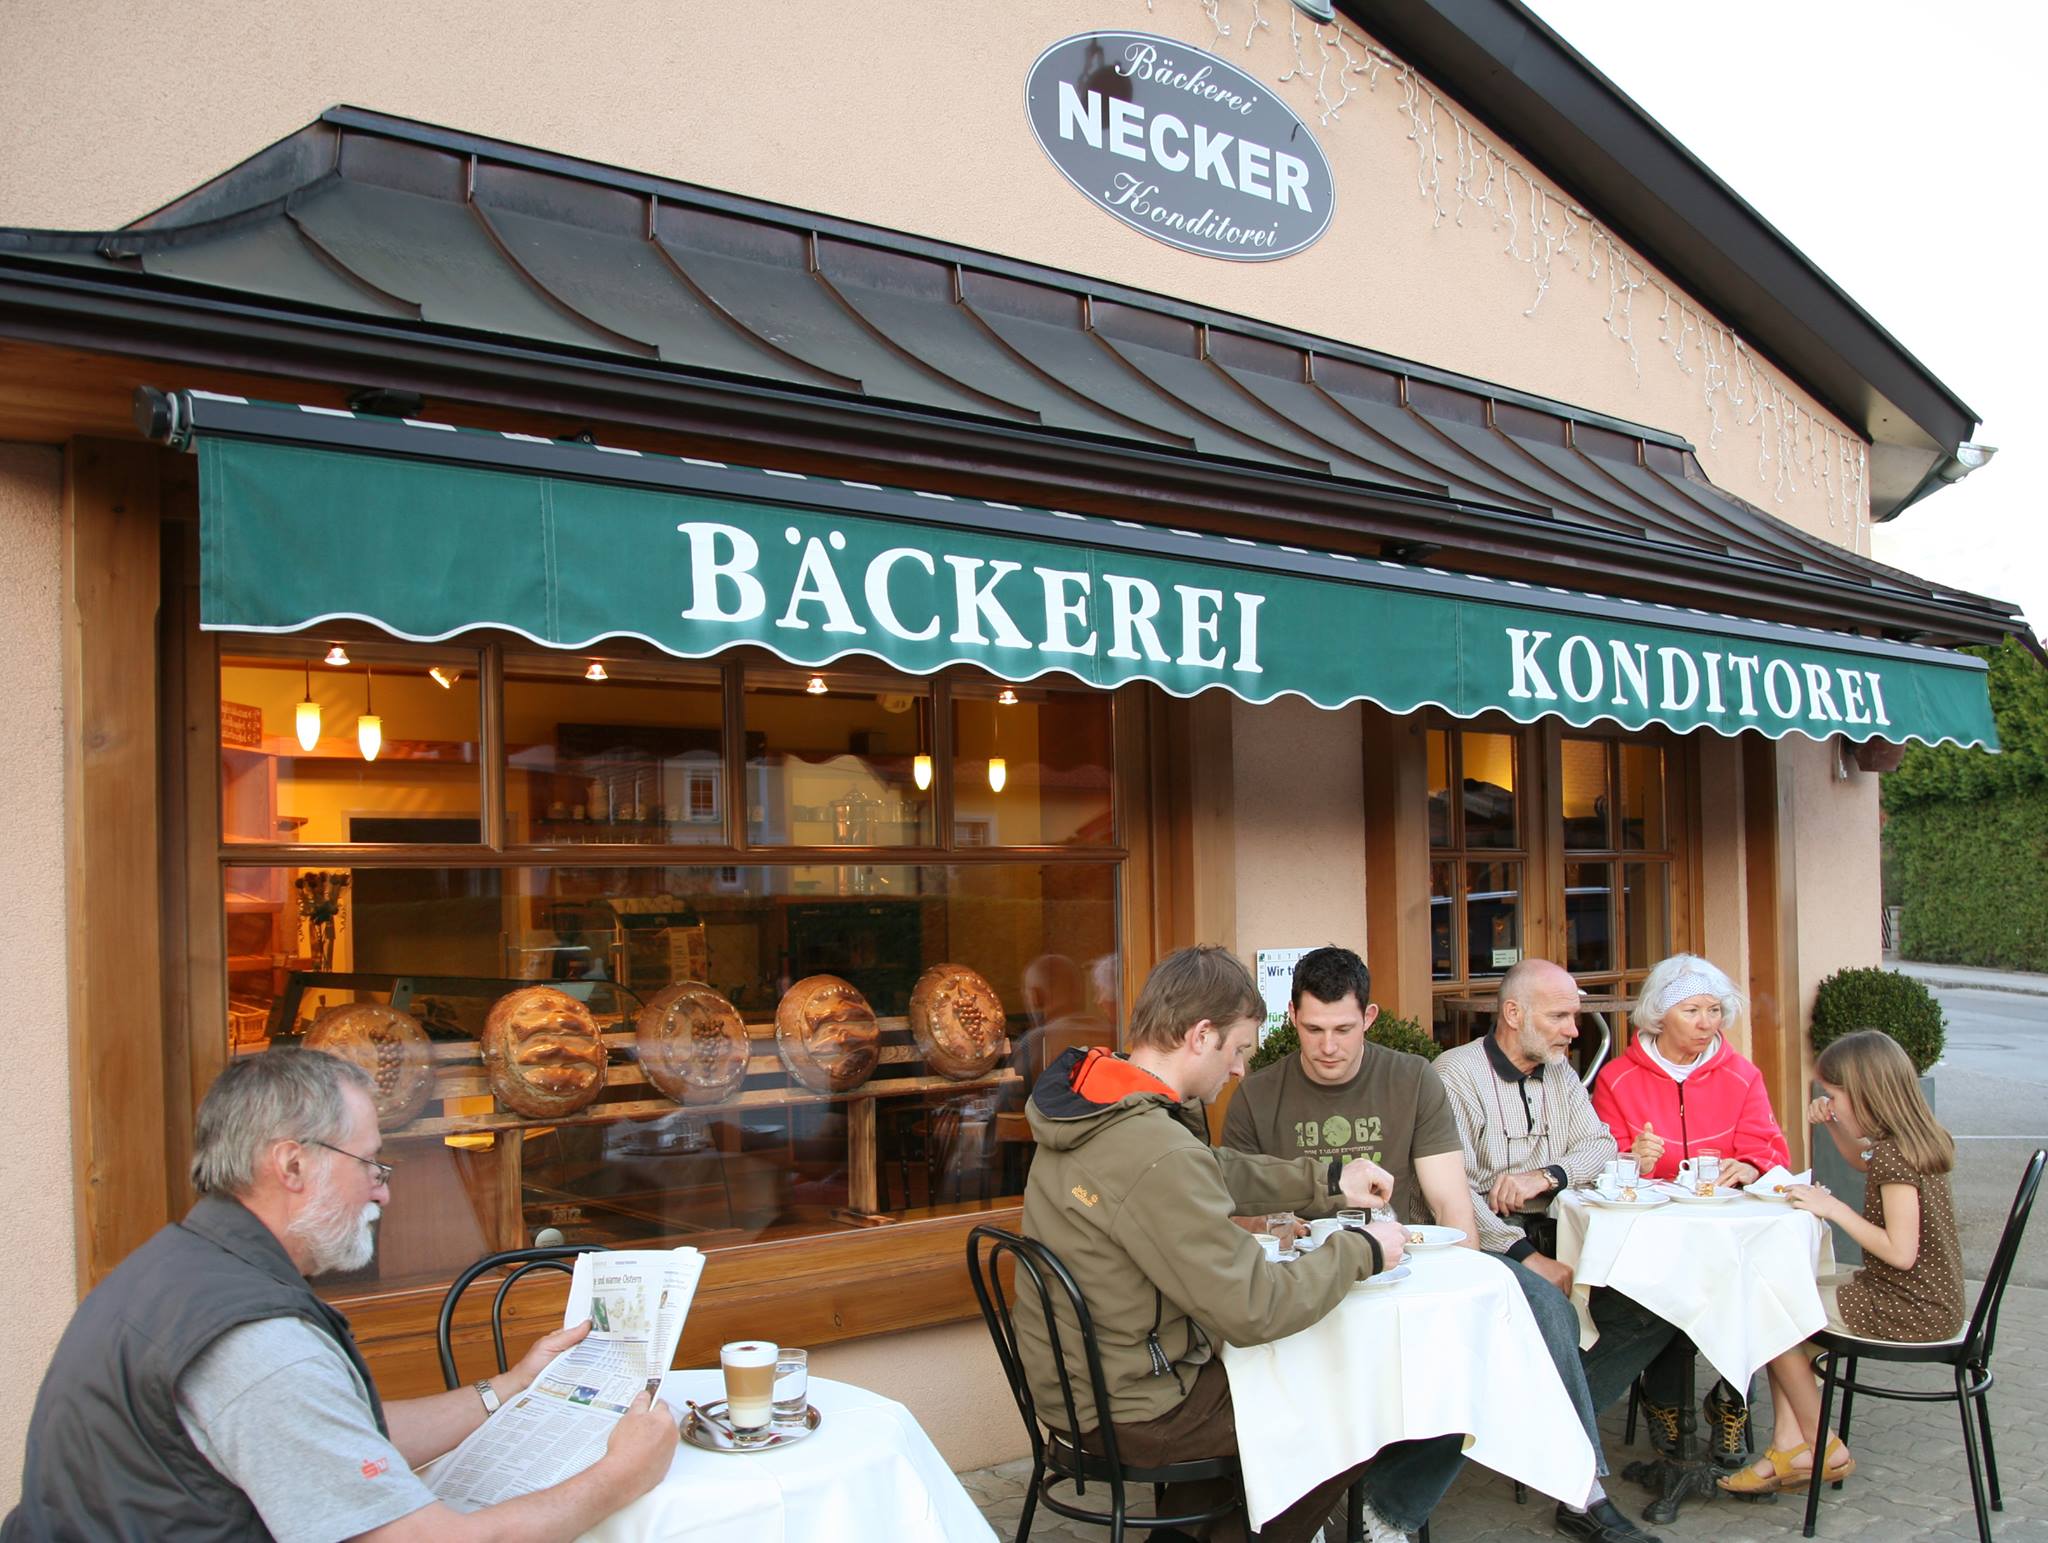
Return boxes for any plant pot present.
[1809,1072,1937,1268]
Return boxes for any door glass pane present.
[1624,862,1671,970]
[1430,859,1455,980]
[219,647,481,846]
[1461,733,1518,848]
[745,667,934,846]
[1620,744,1666,851]
[1427,730,1451,847]
[1465,861,1522,977]
[1564,861,1615,975]
[951,682,1114,845]
[1560,738,1610,850]
[503,657,724,845]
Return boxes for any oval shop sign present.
[1025,31,1335,261]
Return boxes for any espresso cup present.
[720,1340,778,1434]
[1256,1234,1287,1263]
[1307,1217,1342,1247]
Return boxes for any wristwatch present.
[475,1378,502,1415]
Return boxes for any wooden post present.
[1743,735,1806,1168]
[493,1132,526,1251]
[1360,705,1431,1027]
[847,1096,879,1214]
[63,439,165,1291]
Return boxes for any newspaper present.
[424,1247,704,1511]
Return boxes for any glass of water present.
[772,1348,809,1422]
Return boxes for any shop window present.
[223,859,1117,1291]
[745,666,934,846]
[504,656,725,844]
[1556,736,1676,1046]
[951,681,1114,846]
[1427,727,1527,991]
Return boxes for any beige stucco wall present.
[0,445,70,1508]
[1787,731,1883,1043]
[0,0,1867,549]
[1231,696,1369,967]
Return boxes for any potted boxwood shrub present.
[1805,966,1947,1263]
[1250,1011,1441,1075]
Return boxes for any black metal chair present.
[436,1244,602,1390]
[967,1225,1249,1542]
[1801,1147,2045,1543]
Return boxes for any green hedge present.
[1250,1012,1440,1074]
[1886,789,2048,972]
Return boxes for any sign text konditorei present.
[1025,32,1335,261]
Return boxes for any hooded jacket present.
[1590,1034,1790,1181]
[1015,1047,1381,1432]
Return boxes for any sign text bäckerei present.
[1025,32,1335,261]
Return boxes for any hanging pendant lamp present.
[295,665,322,752]
[358,666,383,762]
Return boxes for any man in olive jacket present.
[1018,945,1464,1543]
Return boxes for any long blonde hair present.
[1815,1030,1954,1176]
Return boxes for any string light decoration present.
[1144,0,1870,537]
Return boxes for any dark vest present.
[2,1194,387,1542]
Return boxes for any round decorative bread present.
[482,986,609,1119]
[636,982,751,1106]
[773,975,880,1094]
[304,1002,435,1129]
[908,965,1008,1080]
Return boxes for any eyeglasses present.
[312,1139,394,1186]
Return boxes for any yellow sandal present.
[1798,1435,1856,1488]
[1717,1443,1811,1496]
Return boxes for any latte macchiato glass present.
[720,1340,778,1433]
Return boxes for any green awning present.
[183,395,1997,749]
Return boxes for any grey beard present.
[291,1188,380,1275]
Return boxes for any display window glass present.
[744,666,935,847]
[951,681,1114,846]
[1427,727,1529,987]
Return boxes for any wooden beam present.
[1742,735,1806,1168]
[1360,705,1430,1027]
[62,438,166,1290]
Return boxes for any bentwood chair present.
[436,1244,603,1390]
[1801,1147,2045,1543]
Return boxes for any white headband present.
[1651,969,1722,1021]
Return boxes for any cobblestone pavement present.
[958,1281,2048,1542]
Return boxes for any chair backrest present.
[1964,1148,2045,1367]
[437,1244,603,1389]
[967,1225,1126,1476]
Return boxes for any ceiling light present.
[295,666,321,753]
[987,757,1008,794]
[428,666,460,689]
[805,674,828,695]
[997,687,1019,706]
[324,645,350,667]
[358,667,382,762]
[585,662,608,682]
[913,754,933,791]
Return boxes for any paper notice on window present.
[424,1247,703,1511]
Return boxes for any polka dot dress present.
[1838,1137,1965,1342]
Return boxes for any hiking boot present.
[1703,1377,1753,1470]
[1639,1395,1686,1456]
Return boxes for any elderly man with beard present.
[4,1049,680,1543]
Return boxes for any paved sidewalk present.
[960,1281,2048,1542]
[1890,956,2048,999]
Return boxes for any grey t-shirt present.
[175,1315,437,1542]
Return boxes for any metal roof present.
[0,108,2023,648]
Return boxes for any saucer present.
[1356,1264,1412,1290]
[682,1400,821,1453]
[1583,1190,1671,1211]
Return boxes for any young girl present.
[1718,1029,1964,1495]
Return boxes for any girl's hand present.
[1807,1095,1835,1126]
[1632,1122,1665,1171]
[1787,1183,1838,1220]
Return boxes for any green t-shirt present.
[1221,1043,1461,1224]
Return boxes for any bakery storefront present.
[0,1,2023,1480]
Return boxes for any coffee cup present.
[1307,1217,1343,1248]
[720,1340,778,1435]
[1256,1234,1293,1263]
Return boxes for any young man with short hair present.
[1017,945,1462,1543]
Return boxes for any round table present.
[578,1372,996,1542]
[1220,1244,1596,1531]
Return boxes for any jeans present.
[1499,1254,1611,1479]
[1584,1286,1682,1415]
[1357,1431,1468,1535]
[1637,1331,1749,1410]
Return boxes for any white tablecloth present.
[579,1373,995,1543]
[1552,1190,1834,1392]
[1221,1246,1596,1530]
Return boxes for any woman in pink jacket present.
[1591,953,1792,1471]
[1593,953,1790,1187]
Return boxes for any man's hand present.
[1631,1121,1665,1172]
[1720,1159,1761,1189]
[506,1319,591,1395]
[600,1391,681,1501]
[1337,1156,1396,1212]
[1487,1168,1554,1215]
[1363,1222,1408,1273]
[1523,1251,1574,1295]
